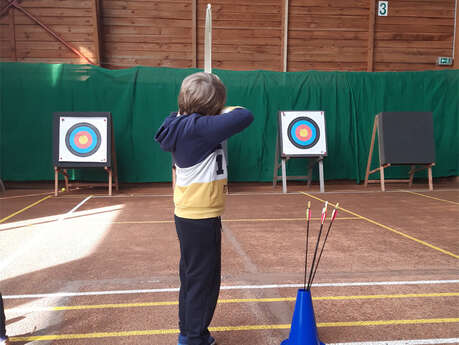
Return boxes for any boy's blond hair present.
[178,72,226,116]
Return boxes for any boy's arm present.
[195,107,254,145]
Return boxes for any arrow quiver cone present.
[281,289,325,345]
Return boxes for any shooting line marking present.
[8,292,458,312]
[9,318,459,342]
[401,190,459,205]
[0,195,52,224]
[111,216,358,224]
[0,192,53,200]
[0,216,358,232]
[46,188,459,199]
[301,192,459,259]
[4,280,458,299]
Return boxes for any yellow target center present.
[300,128,309,137]
[79,136,89,145]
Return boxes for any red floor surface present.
[1,180,458,345]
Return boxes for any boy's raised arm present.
[196,107,254,145]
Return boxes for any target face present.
[53,113,111,167]
[65,123,101,157]
[287,117,320,149]
[279,111,327,157]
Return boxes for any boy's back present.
[155,108,253,218]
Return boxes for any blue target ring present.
[287,117,320,149]
[65,122,101,157]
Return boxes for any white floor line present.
[0,196,93,275]
[58,195,93,221]
[79,187,459,198]
[91,194,173,198]
[329,338,459,345]
[3,279,459,299]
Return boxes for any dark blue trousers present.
[174,215,222,345]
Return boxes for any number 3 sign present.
[378,1,388,16]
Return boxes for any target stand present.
[364,112,435,192]
[53,112,119,196]
[273,111,327,193]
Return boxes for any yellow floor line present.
[0,195,52,224]
[318,317,459,327]
[301,192,459,259]
[9,318,459,342]
[402,190,459,205]
[8,292,458,312]
[0,192,53,200]
[223,217,359,222]
[110,217,358,224]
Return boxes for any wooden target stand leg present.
[273,135,325,193]
[0,178,5,193]
[54,164,118,196]
[54,167,69,196]
[364,115,434,191]
[105,132,120,196]
[272,138,280,187]
[408,163,434,191]
[281,157,287,193]
[318,158,324,193]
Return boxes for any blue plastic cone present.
[280,289,325,345]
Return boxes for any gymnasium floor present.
[0,180,458,345]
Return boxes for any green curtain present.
[0,62,457,183]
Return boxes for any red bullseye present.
[74,131,92,149]
[295,124,312,141]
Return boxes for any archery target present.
[58,116,108,163]
[287,117,320,149]
[279,111,327,156]
[65,122,101,157]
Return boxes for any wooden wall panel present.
[101,0,193,68]
[0,0,13,59]
[0,0,457,72]
[195,0,282,71]
[373,0,455,71]
[0,0,97,64]
[288,0,369,71]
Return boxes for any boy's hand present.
[221,106,243,114]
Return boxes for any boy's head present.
[178,72,226,116]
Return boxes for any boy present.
[155,72,253,345]
[0,293,9,345]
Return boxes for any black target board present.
[377,112,435,165]
[53,112,112,168]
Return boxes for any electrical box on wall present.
[436,57,453,66]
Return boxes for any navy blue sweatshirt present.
[155,107,253,218]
